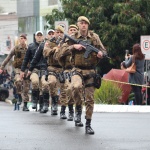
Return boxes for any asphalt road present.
[0,102,150,150]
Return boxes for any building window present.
[48,0,57,5]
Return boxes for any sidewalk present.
[5,99,150,113]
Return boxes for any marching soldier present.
[26,29,55,113]
[58,24,78,120]
[59,16,107,134]
[26,28,64,114]
[0,34,30,111]
[43,25,64,115]
[20,31,44,111]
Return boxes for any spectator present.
[6,36,12,51]
[122,43,145,105]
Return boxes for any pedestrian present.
[121,43,145,105]
[6,36,11,51]
[60,16,107,134]
[12,86,20,111]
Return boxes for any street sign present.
[55,21,68,33]
[141,36,150,60]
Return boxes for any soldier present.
[59,16,107,134]
[43,25,64,115]
[58,24,78,120]
[20,31,44,111]
[0,34,30,111]
[46,29,55,39]
[26,29,55,113]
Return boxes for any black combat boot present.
[60,106,67,119]
[85,119,95,135]
[22,102,29,111]
[67,104,74,121]
[38,95,43,112]
[40,92,49,113]
[31,90,39,110]
[51,96,59,115]
[74,105,83,127]
[17,94,22,105]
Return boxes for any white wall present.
[0,0,17,13]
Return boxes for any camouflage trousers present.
[69,68,95,119]
[14,68,30,102]
[30,69,49,95]
[59,70,74,106]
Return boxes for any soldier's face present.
[35,33,44,42]
[55,30,64,39]
[77,21,88,32]
[68,28,78,35]
[47,31,55,39]
[19,37,26,44]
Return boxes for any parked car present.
[0,87,9,101]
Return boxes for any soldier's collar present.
[18,44,27,49]
[77,31,91,38]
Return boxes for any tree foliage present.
[45,0,150,73]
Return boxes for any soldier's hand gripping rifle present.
[44,37,56,43]
[62,34,110,59]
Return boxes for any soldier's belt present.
[52,65,62,68]
[75,66,94,70]
[48,71,58,77]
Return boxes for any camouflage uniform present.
[60,21,107,134]
[43,39,63,115]
[0,44,30,106]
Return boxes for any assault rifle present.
[45,37,56,42]
[45,37,62,45]
[62,34,110,59]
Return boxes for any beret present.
[55,25,64,33]
[69,24,78,30]
[77,16,90,24]
[20,34,27,39]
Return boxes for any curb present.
[6,100,150,113]
[93,104,150,113]
[28,104,150,113]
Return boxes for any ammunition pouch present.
[23,69,30,80]
[94,74,101,89]
[38,70,48,80]
[16,51,21,58]
[63,72,71,82]
[57,72,65,83]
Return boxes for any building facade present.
[17,0,59,43]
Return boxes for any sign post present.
[55,21,68,33]
[141,36,150,59]
[141,36,150,105]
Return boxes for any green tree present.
[45,0,150,73]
